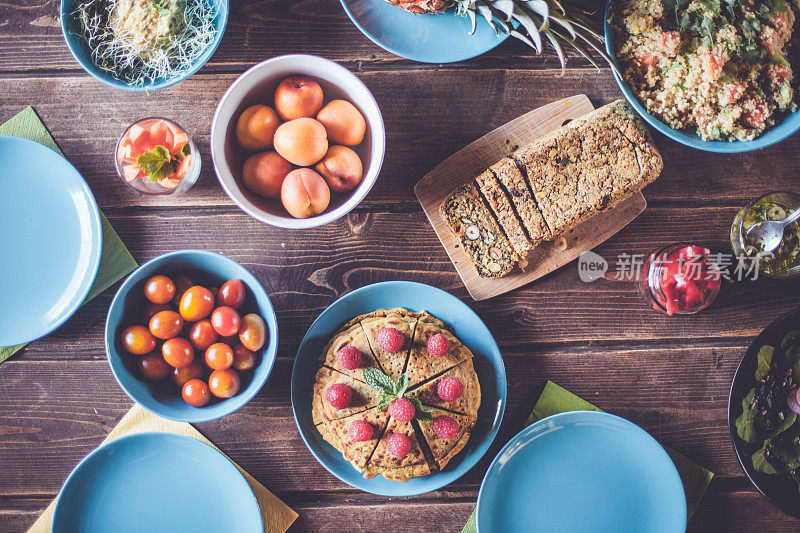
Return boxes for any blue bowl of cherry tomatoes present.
[105,250,278,422]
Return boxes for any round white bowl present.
[211,54,385,229]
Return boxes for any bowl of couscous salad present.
[605,0,800,152]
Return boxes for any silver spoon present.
[746,207,800,253]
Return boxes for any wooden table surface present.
[2,1,800,531]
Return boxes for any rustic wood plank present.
[4,205,798,362]
[1,73,798,213]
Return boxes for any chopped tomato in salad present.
[117,118,192,189]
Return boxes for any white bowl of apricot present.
[211,54,385,229]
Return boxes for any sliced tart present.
[358,308,420,381]
[318,321,381,382]
[415,406,477,471]
[405,312,474,387]
[410,359,481,415]
[312,366,381,425]
[365,417,431,482]
[322,406,391,472]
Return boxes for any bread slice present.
[439,182,519,278]
[474,170,534,257]
[489,157,552,245]
[513,99,663,236]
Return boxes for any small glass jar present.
[114,117,201,195]
[731,192,800,280]
[639,243,722,316]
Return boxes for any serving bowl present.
[60,0,228,91]
[211,54,386,229]
[105,250,278,423]
[604,0,800,153]
[728,307,800,518]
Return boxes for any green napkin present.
[462,380,714,532]
[0,107,138,364]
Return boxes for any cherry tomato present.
[239,313,267,352]
[232,343,258,371]
[205,342,234,370]
[211,306,241,337]
[144,275,175,304]
[218,280,246,309]
[143,302,172,323]
[172,360,204,387]
[208,369,241,398]
[189,319,218,351]
[149,310,184,340]
[121,325,156,355]
[182,379,211,407]
[179,286,215,321]
[162,337,194,368]
[138,354,170,380]
[172,274,195,305]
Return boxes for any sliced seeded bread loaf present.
[474,170,534,257]
[489,158,552,245]
[439,182,519,278]
[513,100,662,236]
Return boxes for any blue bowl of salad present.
[60,0,228,91]
[605,0,800,152]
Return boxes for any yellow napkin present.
[27,404,298,533]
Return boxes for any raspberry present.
[337,345,362,370]
[377,327,405,353]
[437,377,464,402]
[388,397,415,422]
[433,416,460,440]
[325,383,353,410]
[426,333,450,357]
[348,420,373,442]
[386,433,411,458]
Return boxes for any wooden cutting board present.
[414,95,647,301]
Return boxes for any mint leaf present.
[376,392,394,411]
[394,373,408,397]
[363,368,394,395]
[136,145,177,181]
[408,395,432,422]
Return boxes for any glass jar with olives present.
[731,192,800,279]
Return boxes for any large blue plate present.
[340,0,509,63]
[291,281,506,496]
[477,411,686,533]
[0,136,102,346]
[52,432,262,533]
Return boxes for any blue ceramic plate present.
[604,0,800,152]
[0,136,102,347]
[60,0,228,91]
[476,411,686,533]
[106,251,278,423]
[52,432,262,533]
[291,281,506,496]
[340,0,508,63]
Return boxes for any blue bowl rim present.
[59,0,229,91]
[475,410,687,532]
[603,0,800,153]
[290,280,507,496]
[105,250,278,423]
[338,0,509,64]
[51,431,263,532]
[0,135,103,346]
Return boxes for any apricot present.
[235,105,280,151]
[316,100,366,146]
[274,76,324,120]
[315,145,363,194]
[273,118,328,166]
[242,151,293,199]
[281,168,331,219]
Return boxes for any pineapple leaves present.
[454,0,610,72]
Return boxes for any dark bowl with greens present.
[729,307,800,518]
